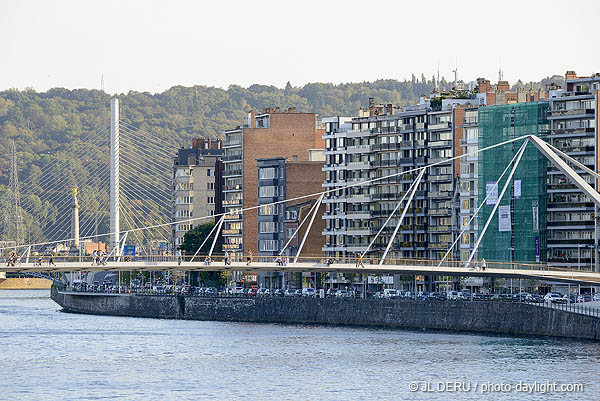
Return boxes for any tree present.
[284,81,292,96]
[180,222,221,254]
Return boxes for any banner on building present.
[535,236,540,263]
[486,182,498,205]
[514,180,521,199]
[498,205,511,232]
[532,201,539,232]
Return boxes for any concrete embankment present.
[51,288,600,341]
[0,278,52,290]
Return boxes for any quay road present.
[4,256,600,285]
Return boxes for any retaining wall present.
[51,289,600,341]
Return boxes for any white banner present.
[498,205,511,232]
[367,275,394,284]
[532,201,539,232]
[514,180,521,199]
[486,182,498,205]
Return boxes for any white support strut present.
[466,139,529,267]
[379,168,426,265]
[208,215,225,257]
[362,170,423,258]
[190,215,223,262]
[279,196,321,256]
[293,193,324,264]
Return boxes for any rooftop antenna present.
[436,60,440,91]
[498,57,503,81]
[452,58,458,90]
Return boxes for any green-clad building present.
[477,102,550,264]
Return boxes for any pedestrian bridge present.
[3,258,600,286]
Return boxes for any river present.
[1,290,599,400]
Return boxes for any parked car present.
[302,288,316,297]
[512,292,530,301]
[257,288,269,297]
[472,292,486,301]
[284,289,296,297]
[335,290,350,298]
[544,293,566,304]
[247,288,257,297]
[563,294,578,303]
[429,292,445,301]
[593,293,600,302]
[273,289,284,297]
[383,289,399,299]
[447,291,463,300]
[294,289,303,297]
[204,287,218,296]
[526,294,544,303]
[576,294,592,303]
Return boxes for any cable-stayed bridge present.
[2,98,600,287]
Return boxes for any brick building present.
[222,107,325,259]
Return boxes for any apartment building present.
[172,138,223,248]
[547,71,600,270]
[477,102,550,264]
[222,107,325,258]
[256,157,325,288]
[322,98,468,268]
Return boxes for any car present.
[526,294,544,303]
[247,288,257,297]
[335,290,350,298]
[284,289,296,297]
[294,289,303,297]
[383,289,399,299]
[326,288,336,298]
[472,292,486,301]
[563,293,578,303]
[447,291,463,300]
[256,288,268,297]
[512,292,530,301]
[302,288,316,297]
[576,294,592,303]
[544,293,566,304]
[273,289,284,297]
[594,293,600,302]
[428,292,445,301]
[233,287,244,295]
[204,287,218,296]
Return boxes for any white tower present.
[71,187,80,249]
[110,98,120,255]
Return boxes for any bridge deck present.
[3,261,600,285]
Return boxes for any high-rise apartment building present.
[547,71,600,270]
[322,98,467,268]
[222,108,325,258]
[256,156,325,288]
[477,102,550,264]
[172,138,223,248]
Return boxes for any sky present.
[1,0,598,94]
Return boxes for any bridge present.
[2,257,600,285]
[3,98,600,290]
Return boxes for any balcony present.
[223,154,242,162]
[347,161,373,170]
[428,140,452,148]
[222,228,241,235]
[224,184,242,191]
[346,144,373,154]
[428,122,452,131]
[223,169,243,177]
[223,139,242,147]
[346,194,371,203]
[346,210,373,219]
[549,108,595,118]
[223,199,241,206]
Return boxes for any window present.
[259,186,278,197]
[207,182,214,190]
[259,204,279,215]
[286,228,297,238]
[286,210,298,220]
[207,169,212,176]
[259,167,278,179]
[176,196,193,204]
[259,240,279,252]
[259,222,278,233]
[207,197,214,204]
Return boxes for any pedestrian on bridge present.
[224,250,231,266]
[356,253,364,268]
[481,258,486,271]
[48,253,55,266]
[247,250,253,266]
[177,249,182,266]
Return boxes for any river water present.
[1,290,599,400]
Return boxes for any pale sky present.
[1,0,598,94]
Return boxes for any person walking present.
[356,253,364,268]
[481,258,486,271]
[224,250,231,266]
[48,253,55,266]
[177,249,182,266]
[246,250,253,266]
